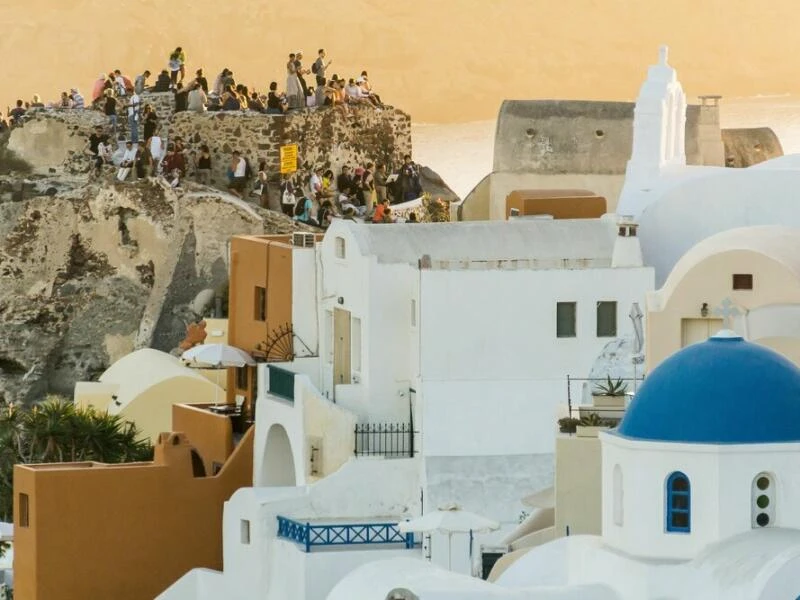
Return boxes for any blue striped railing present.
[276,516,414,552]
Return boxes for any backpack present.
[311,61,319,74]
[294,197,307,217]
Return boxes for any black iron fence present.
[354,423,417,458]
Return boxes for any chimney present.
[611,217,643,268]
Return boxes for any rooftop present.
[332,218,620,267]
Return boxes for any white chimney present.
[612,217,643,268]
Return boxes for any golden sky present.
[3,0,799,122]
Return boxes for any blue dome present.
[618,332,800,444]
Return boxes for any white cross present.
[712,297,741,328]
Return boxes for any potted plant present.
[576,412,615,438]
[592,376,629,408]
[558,417,580,434]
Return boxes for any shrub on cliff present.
[0,130,32,175]
[0,396,153,520]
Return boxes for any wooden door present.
[681,318,723,347]
[333,308,352,388]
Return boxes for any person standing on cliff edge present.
[312,49,332,88]
[294,51,311,99]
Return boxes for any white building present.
[316,218,653,526]
[159,216,654,600]
[330,332,800,599]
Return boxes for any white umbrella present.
[397,504,500,571]
[181,344,256,405]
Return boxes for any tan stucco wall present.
[505,192,607,220]
[647,250,800,370]
[228,235,295,412]
[302,385,357,479]
[73,381,119,412]
[172,404,235,476]
[554,435,602,537]
[13,428,253,600]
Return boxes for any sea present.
[413,96,800,200]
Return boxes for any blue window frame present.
[666,471,691,533]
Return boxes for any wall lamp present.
[700,303,709,317]
[337,297,344,305]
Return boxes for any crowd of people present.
[3,45,423,226]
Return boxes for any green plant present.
[558,417,580,433]
[0,396,153,521]
[593,376,628,397]
[579,413,619,428]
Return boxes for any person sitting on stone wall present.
[359,71,384,106]
[134,70,151,95]
[345,79,369,106]
[194,68,208,93]
[248,91,265,112]
[30,94,44,108]
[221,85,241,111]
[187,82,207,113]
[266,82,287,115]
[58,91,72,108]
[117,141,137,182]
[7,100,26,126]
[153,69,172,93]
[162,144,186,188]
[92,135,114,178]
[174,82,190,112]
[356,77,382,108]
[70,88,85,109]
[147,134,164,174]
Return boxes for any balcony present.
[276,516,415,552]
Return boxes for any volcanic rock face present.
[0,176,308,403]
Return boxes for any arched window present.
[613,464,624,526]
[752,473,775,528]
[665,471,691,533]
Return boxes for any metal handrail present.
[276,515,414,552]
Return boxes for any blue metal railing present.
[268,366,295,402]
[277,516,414,552]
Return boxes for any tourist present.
[134,70,151,95]
[195,144,212,185]
[256,160,269,208]
[134,144,150,179]
[398,154,422,201]
[117,141,136,182]
[7,100,26,126]
[280,174,297,216]
[58,91,71,108]
[70,88,85,109]
[142,104,158,140]
[293,194,318,226]
[360,71,383,105]
[169,47,186,85]
[102,89,118,133]
[30,94,44,108]
[212,69,229,96]
[361,162,375,208]
[162,144,186,187]
[286,54,303,109]
[228,151,247,198]
[125,91,141,144]
[317,199,336,229]
[113,70,129,97]
[266,82,286,114]
[148,133,164,173]
[372,198,388,224]
[174,82,189,112]
[374,163,388,205]
[153,69,172,92]
[221,85,241,111]
[345,79,369,106]
[86,125,105,157]
[357,77,381,108]
[310,167,324,199]
[187,84,207,113]
[249,91,265,112]
[312,49,332,88]
[96,136,114,175]
[336,166,354,196]
[195,68,208,93]
[294,51,310,100]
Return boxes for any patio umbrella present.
[397,504,500,570]
[181,344,256,405]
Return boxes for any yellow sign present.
[280,144,298,174]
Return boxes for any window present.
[613,465,624,526]
[335,236,346,259]
[236,366,249,391]
[665,471,691,533]
[351,317,362,372]
[556,302,577,338]
[18,493,29,528]
[411,299,417,327]
[733,274,753,290]
[240,519,251,544]
[752,473,775,528]
[596,301,617,337]
[254,286,267,321]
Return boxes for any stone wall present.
[166,106,411,186]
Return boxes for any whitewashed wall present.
[419,266,654,457]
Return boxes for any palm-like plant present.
[0,396,153,521]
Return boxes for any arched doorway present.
[262,424,297,486]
